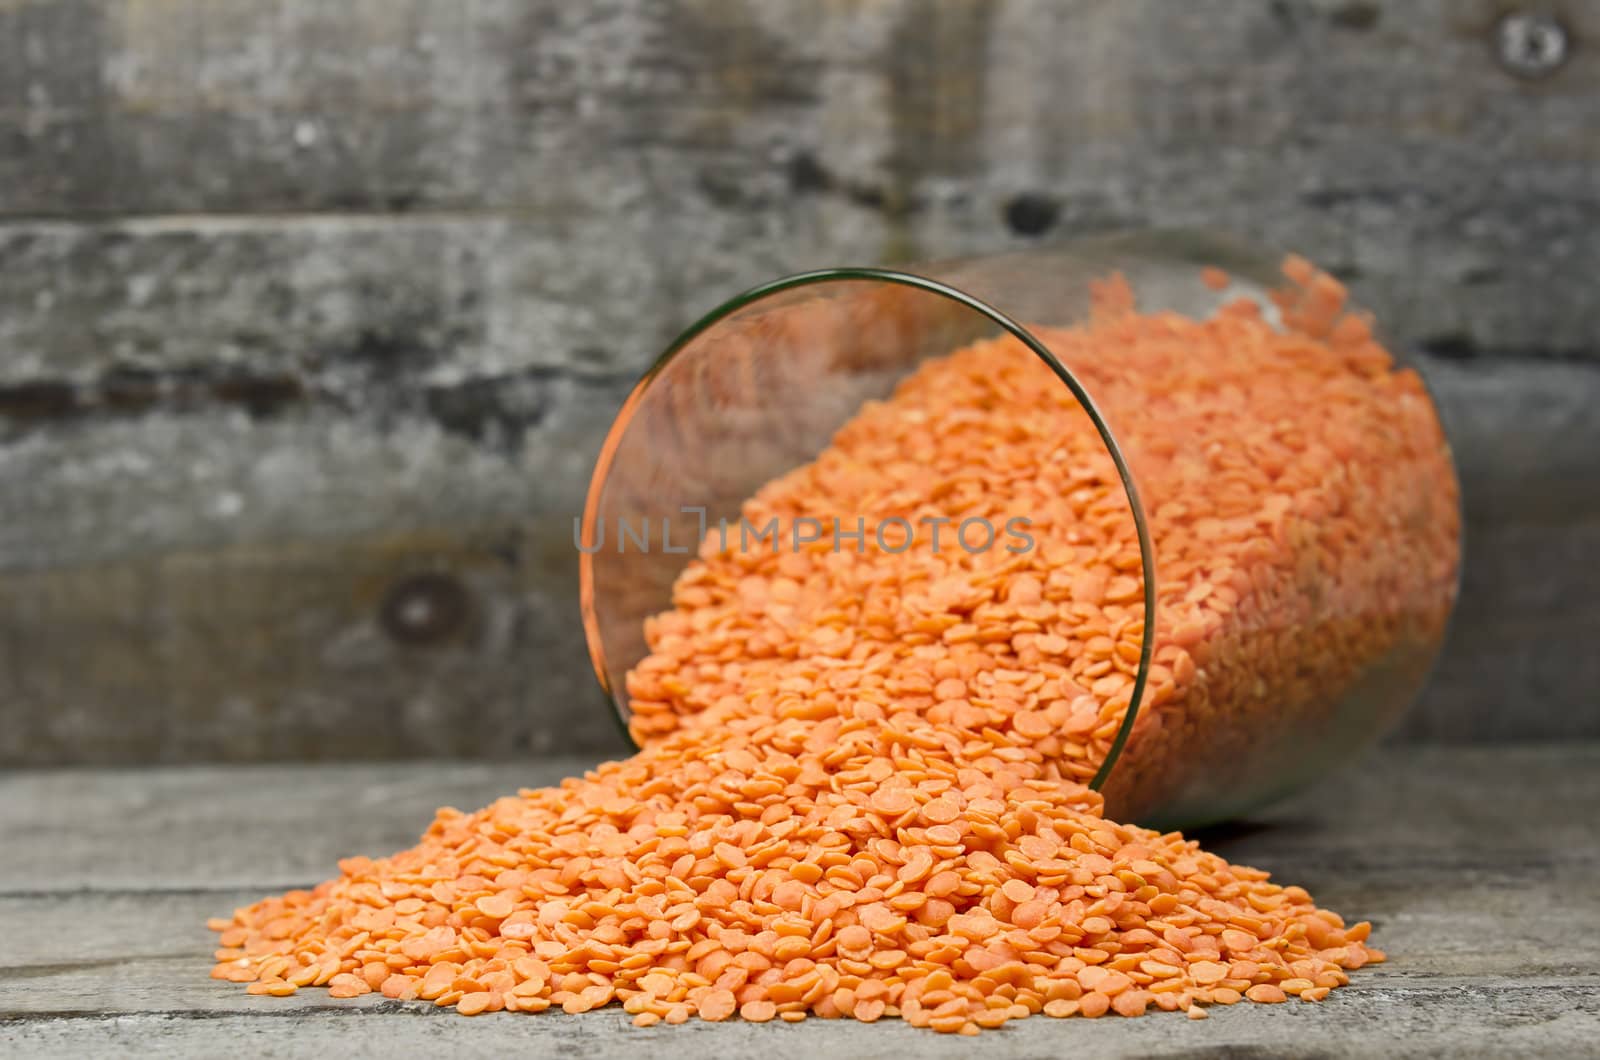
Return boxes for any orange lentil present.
[699,989,738,1022]
[1000,879,1035,904]
[627,259,1457,823]
[1079,992,1112,1019]
[740,999,778,1023]
[211,257,1412,1031]
[475,893,514,920]
[1113,990,1151,1017]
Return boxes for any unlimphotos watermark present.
[575,508,1034,556]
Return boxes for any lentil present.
[211,257,1417,1030]
[627,257,1457,821]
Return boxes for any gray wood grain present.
[1399,358,1600,742]
[7,993,1600,1060]
[0,747,1596,1057]
[0,217,687,385]
[0,0,1597,373]
[3,358,1597,763]
[0,758,596,892]
[3,0,1600,764]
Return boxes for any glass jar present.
[578,229,1461,829]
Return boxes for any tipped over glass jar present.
[577,229,1461,829]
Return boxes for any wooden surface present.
[3,0,1600,763]
[3,0,1597,358]
[1,745,1598,1058]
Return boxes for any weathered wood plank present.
[4,865,1594,996]
[4,360,1598,762]
[0,519,632,764]
[0,759,598,893]
[0,748,1596,1056]
[1405,518,1600,742]
[2,0,1599,764]
[0,217,701,385]
[0,166,1592,386]
[0,369,635,763]
[0,0,1597,365]
[0,373,631,571]
[3,985,1594,1060]
[3,747,1595,891]
[1399,358,1600,741]
[5,0,1586,220]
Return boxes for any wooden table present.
[3,746,1597,1058]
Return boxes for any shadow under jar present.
[579,229,1461,830]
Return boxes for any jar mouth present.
[579,266,1158,793]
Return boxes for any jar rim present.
[579,265,1157,793]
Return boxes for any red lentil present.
[626,257,1457,822]
[210,256,1418,1030]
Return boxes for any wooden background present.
[1,0,1597,764]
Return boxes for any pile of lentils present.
[212,258,1459,1033]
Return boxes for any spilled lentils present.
[628,257,1458,822]
[212,258,1441,1032]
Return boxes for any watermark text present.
[575,508,1034,556]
